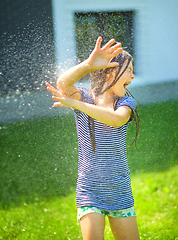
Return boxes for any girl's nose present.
[131,73,135,79]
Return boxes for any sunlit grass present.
[0,191,80,239]
[105,166,178,240]
[0,166,177,239]
[133,167,178,239]
[0,100,178,239]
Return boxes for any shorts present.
[77,206,136,221]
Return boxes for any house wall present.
[145,0,178,85]
[51,0,178,87]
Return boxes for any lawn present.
[0,100,178,239]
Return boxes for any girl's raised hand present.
[46,82,73,108]
[87,36,123,71]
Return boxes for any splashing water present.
[0,13,62,123]
[0,20,57,96]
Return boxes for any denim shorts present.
[77,206,136,221]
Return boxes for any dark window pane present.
[75,11,134,63]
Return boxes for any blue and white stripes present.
[73,88,136,211]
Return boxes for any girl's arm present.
[56,60,91,100]
[73,99,131,127]
[56,37,122,99]
[51,94,132,127]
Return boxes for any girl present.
[46,36,140,240]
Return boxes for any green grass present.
[0,114,79,207]
[132,167,178,240]
[0,167,177,239]
[0,100,178,239]
[127,100,178,172]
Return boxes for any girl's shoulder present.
[115,96,136,112]
[77,87,93,104]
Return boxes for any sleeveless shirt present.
[73,88,136,210]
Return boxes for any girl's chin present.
[116,92,125,98]
[115,88,127,98]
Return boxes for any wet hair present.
[90,50,132,98]
[88,50,141,152]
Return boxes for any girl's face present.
[109,61,135,98]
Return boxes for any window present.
[75,11,134,63]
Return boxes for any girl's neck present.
[94,91,115,109]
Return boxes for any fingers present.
[95,37,120,51]
[53,102,62,107]
[107,62,119,68]
[46,82,55,90]
[46,82,61,97]
[100,38,122,57]
[46,82,71,108]
[96,37,123,60]
[95,36,103,49]
[46,82,54,91]
[46,82,59,93]
[52,96,63,107]
[101,38,116,50]
[107,42,122,54]
[52,96,63,101]
[107,42,123,65]
[52,96,72,108]
[105,46,122,69]
[47,87,59,96]
[110,47,123,59]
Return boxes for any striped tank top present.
[73,88,136,210]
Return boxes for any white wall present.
[51,0,178,87]
[51,0,77,72]
[145,0,178,85]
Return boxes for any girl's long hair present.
[88,50,141,152]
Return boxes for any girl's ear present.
[112,67,120,79]
[104,68,118,88]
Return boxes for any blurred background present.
[0,0,178,123]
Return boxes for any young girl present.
[46,36,140,240]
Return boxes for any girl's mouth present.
[124,79,132,89]
[123,83,129,90]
